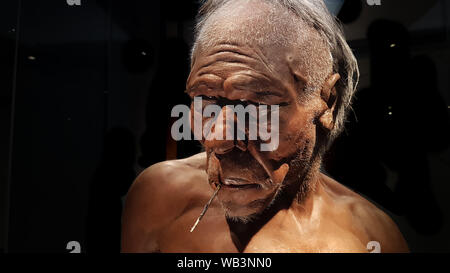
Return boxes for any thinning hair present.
[191,0,359,147]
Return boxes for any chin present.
[221,201,262,223]
[216,184,282,223]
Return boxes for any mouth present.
[207,147,289,217]
[220,177,264,190]
[210,148,271,190]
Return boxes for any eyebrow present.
[229,74,287,97]
[233,85,285,98]
[185,79,285,99]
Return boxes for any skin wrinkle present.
[189,71,290,107]
[190,64,305,110]
[201,51,256,70]
[195,47,325,112]
[190,45,281,93]
[208,43,255,59]
[197,65,273,92]
[244,44,278,77]
[194,0,332,95]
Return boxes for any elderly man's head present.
[185,0,358,222]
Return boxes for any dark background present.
[0,0,449,253]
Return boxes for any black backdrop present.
[1,0,449,253]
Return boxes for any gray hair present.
[191,0,359,146]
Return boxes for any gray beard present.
[222,149,322,224]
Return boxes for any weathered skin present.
[121,0,408,253]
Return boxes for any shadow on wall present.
[138,36,193,167]
[325,19,450,236]
[139,0,202,167]
[86,128,136,253]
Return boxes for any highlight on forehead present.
[192,0,333,90]
[197,0,299,49]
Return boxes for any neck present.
[294,158,322,205]
[277,153,322,208]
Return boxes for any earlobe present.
[319,110,334,131]
[319,73,340,131]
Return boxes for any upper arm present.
[354,201,409,253]
[371,210,409,253]
[121,163,185,253]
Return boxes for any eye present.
[200,95,217,101]
[197,95,218,109]
[242,100,263,107]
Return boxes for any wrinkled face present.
[186,0,334,220]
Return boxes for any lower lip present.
[221,183,261,190]
[220,179,262,190]
[217,178,273,207]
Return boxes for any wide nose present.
[203,105,247,154]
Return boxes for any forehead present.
[197,0,302,57]
[189,0,332,96]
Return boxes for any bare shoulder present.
[131,152,207,196]
[320,173,409,253]
[121,152,208,252]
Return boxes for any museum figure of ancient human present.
[121,0,409,253]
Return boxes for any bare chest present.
[157,207,369,253]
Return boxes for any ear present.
[318,73,340,131]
